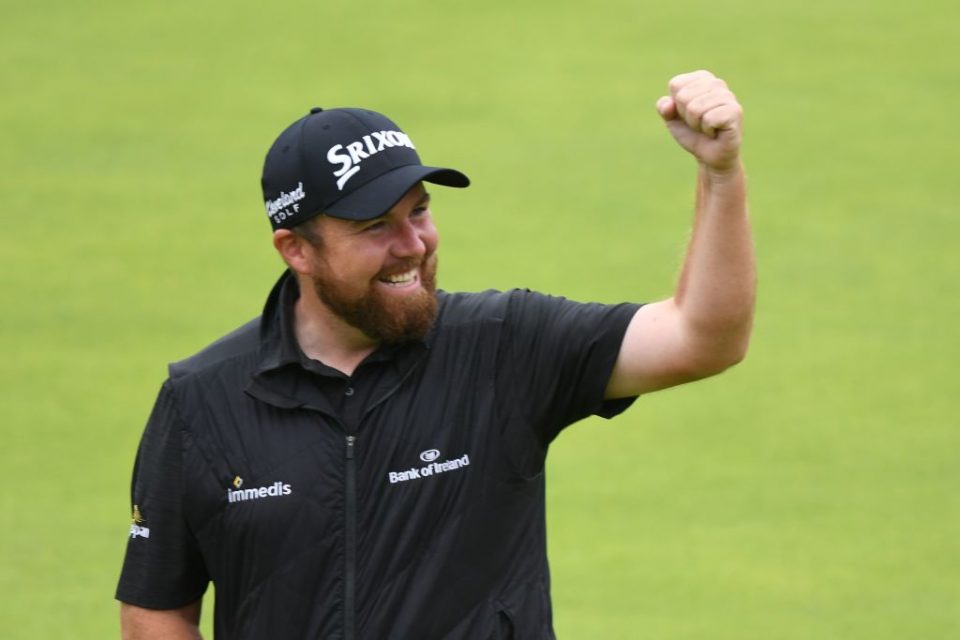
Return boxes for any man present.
[117,70,754,639]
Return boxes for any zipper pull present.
[345,435,355,460]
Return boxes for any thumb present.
[663,116,700,151]
[656,96,677,120]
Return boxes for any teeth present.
[382,269,417,285]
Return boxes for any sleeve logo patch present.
[129,505,150,539]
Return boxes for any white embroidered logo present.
[129,524,151,539]
[327,130,415,191]
[227,481,293,504]
[264,182,307,224]
[129,505,150,539]
[419,449,440,462]
[388,449,470,484]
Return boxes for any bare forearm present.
[674,160,756,367]
[606,71,755,398]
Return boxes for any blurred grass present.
[1,0,958,637]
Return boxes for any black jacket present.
[117,273,639,639]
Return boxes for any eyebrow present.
[349,191,432,228]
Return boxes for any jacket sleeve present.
[115,380,210,609]
[496,289,642,444]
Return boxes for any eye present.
[362,220,386,233]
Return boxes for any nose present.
[390,219,428,259]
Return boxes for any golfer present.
[117,70,755,639]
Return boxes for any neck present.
[293,282,378,377]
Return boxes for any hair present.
[291,216,323,249]
[284,216,324,278]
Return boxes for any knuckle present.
[685,102,705,120]
[675,86,695,103]
[717,86,735,100]
[702,110,723,128]
[723,101,743,118]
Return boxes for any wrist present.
[700,158,744,186]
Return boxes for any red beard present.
[310,254,439,344]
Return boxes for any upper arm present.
[116,382,210,609]
[605,298,737,398]
[120,600,202,640]
[495,290,641,440]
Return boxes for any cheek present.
[311,250,376,287]
[422,224,440,255]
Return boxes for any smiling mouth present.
[379,268,419,287]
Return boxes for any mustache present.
[376,255,436,279]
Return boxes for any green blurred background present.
[2,0,957,637]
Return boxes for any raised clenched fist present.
[656,70,743,174]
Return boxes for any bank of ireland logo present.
[388,448,471,484]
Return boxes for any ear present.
[272,229,314,275]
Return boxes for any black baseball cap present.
[261,107,470,229]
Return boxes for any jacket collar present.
[246,271,432,413]
[255,270,308,375]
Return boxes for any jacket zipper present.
[344,434,357,640]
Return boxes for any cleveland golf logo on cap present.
[264,182,307,219]
[327,130,416,191]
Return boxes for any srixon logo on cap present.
[327,130,416,191]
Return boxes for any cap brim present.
[323,165,470,221]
